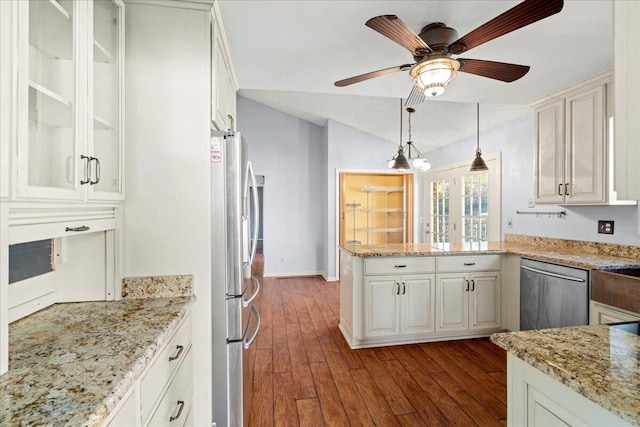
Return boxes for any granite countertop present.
[341,241,640,270]
[491,325,640,426]
[0,296,194,426]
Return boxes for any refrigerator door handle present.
[244,305,261,349]
[245,161,259,267]
[243,276,261,307]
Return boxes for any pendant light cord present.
[476,102,480,152]
[399,98,403,150]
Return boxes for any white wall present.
[237,96,324,277]
[124,5,211,425]
[425,115,640,246]
[237,97,407,278]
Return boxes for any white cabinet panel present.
[364,276,399,337]
[470,273,501,330]
[533,75,612,205]
[436,273,468,332]
[365,256,435,275]
[401,275,435,334]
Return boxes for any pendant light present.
[469,103,488,172]
[387,99,431,171]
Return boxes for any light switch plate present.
[598,220,614,234]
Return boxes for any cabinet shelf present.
[29,0,73,60]
[93,115,114,130]
[356,227,404,233]
[93,39,113,64]
[360,185,404,193]
[28,81,73,128]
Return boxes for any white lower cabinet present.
[364,274,435,337]
[339,252,502,348]
[589,301,640,325]
[508,353,632,427]
[105,387,136,427]
[104,311,193,426]
[436,272,501,333]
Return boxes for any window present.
[424,154,501,245]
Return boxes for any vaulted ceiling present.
[220,1,613,150]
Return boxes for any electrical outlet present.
[598,220,614,234]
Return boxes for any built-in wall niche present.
[8,232,110,322]
[339,172,414,246]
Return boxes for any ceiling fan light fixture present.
[410,57,460,97]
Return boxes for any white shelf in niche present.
[28,81,72,128]
[360,185,404,193]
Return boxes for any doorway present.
[339,172,414,246]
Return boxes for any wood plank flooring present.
[249,258,507,426]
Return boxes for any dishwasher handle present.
[521,265,586,282]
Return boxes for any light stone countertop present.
[340,241,640,270]
[0,296,194,426]
[491,325,640,426]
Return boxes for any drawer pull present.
[169,400,185,422]
[168,345,184,362]
[65,226,90,232]
[394,264,407,268]
[463,262,476,266]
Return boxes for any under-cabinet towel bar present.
[516,210,566,218]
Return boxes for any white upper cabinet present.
[614,1,640,201]
[14,0,124,202]
[533,76,608,205]
[211,3,237,131]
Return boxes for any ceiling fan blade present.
[405,85,426,107]
[448,0,564,54]
[458,58,530,82]
[366,15,431,55]
[334,63,414,87]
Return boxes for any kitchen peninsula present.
[492,325,639,426]
[339,235,640,349]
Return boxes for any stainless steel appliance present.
[520,258,589,331]
[211,131,261,426]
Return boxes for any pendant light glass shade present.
[469,103,488,172]
[387,101,431,171]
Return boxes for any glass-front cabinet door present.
[89,0,123,199]
[17,0,83,199]
[15,0,124,201]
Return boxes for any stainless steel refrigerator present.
[211,130,261,426]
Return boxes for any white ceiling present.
[219,1,613,150]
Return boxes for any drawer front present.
[365,257,435,275]
[147,348,194,427]
[437,255,501,272]
[141,313,192,422]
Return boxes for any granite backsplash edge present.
[122,274,193,299]
[504,233,640,260]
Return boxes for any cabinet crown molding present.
[529,70,612,109]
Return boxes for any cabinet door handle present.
[65,226,90,232]
[565,182,570,196]
[228,114,234,131]
[402,282,406,294]
[168,345,184,362]
[89,157,100,185]
[557,183,563,196]
[471,280,475,292]
[396,283,400,295]
[169,400,185,422]
[465,280,470,292]
[80,155,91,185]
[463,262,475,266]
[394,264,407,268]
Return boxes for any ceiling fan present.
[335,0,564,105]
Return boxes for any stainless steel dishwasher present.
[520,258,589,331]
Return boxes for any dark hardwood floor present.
[249,255,507,426]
